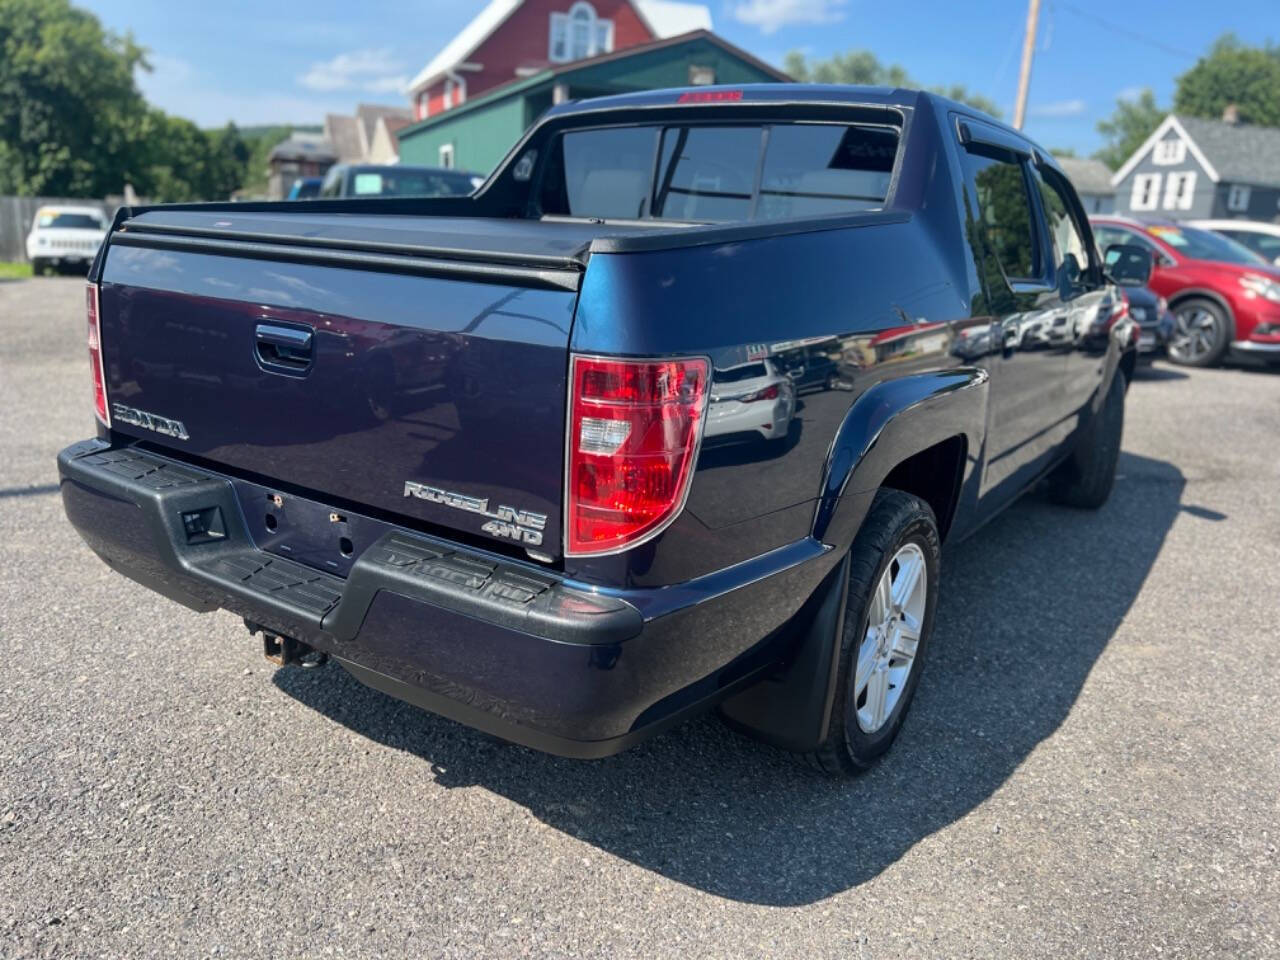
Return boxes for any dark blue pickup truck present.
[59,85,1146,774]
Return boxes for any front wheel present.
[1168,297,1230,367]
[30,258,48,276]
[806,489,940,776]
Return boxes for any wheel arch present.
[813,368,987,549]
[1167,287,1237,336]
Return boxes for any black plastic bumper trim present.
[57,441,641,647]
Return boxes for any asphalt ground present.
[2,276,1277,959]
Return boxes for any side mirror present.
[1104,243,1153,286]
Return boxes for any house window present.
[1163,171,1196,210]
[443,76,465,109]
[689,65,716,86]
[1227,184,1251,212]
[549,2,612,63]
[1130,173,1161,211]
[1152,138,1186,166]
[439,143,454,169]
[417,92,429,120]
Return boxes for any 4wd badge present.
[403,480,547,546]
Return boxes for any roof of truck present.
[545,83,924,118]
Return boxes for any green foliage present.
[1174,33,1280,127]
[783,49,1002,119]
[1093,89,1165,171]
[0,0,250,200]
[0,0,149,195]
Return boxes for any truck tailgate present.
[98,212,583,557]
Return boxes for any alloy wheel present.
[1170,307,1220,362]
[854,542,927,734]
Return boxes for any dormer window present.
[549,2,613,63]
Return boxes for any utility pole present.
[1012,0,1041,130]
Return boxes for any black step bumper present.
[58,440,831,757]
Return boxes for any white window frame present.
[549,3,612,63]
[1227,184,1251,212]
[439,143,454,169]
[1130,173,1162,212]
[1152,139,1187,166]
[417,91,429,121]
[1162,171,1197,211]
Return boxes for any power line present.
[1053,1,1200,60]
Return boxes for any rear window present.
[716,362,770,383]
[538,121,898,223]
[351,169,476,198]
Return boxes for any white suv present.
[26,205,108,274]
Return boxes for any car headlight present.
[38,236,48,247]
[1238,274,1280,303]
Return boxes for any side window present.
[1032,166,1094,292]
[319,166,343,198]
[962,147,1039,282]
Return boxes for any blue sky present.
[79,0,1277,153]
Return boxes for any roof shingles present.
[1175,115,1280,189]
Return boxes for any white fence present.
[0,196,116,263]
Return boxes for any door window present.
[1032,166,1095,292]
[962,147,1039,282]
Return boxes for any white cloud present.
[1115,85,1148,102]
[1029,98,1086,118]
[135,54,384,127]
[297,48,406,93]
[731,0,847,34]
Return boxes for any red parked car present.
[1091,216,1280,367]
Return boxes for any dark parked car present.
[59,85,1140,775]
[286,177,323,200]
[317,163,483,199]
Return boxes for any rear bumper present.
[58,439,833,757]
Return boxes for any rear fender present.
[814,368,989,548]
[722,368,987,752]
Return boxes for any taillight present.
[86,282,110,426]
[566,355,709,556]
[744,383,780,403]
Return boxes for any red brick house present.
[406,0,712,121]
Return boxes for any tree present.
[783,49,1003,119]
[1093,89,1165,171]
[0,0,249,200]
[1174,33,1280,127]
[0,0,149,196]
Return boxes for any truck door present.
[1029,162,1110,421]
[956,131,1070,505]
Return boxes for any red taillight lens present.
[566,355,709,556]
[744,383,780,403]
[86,283,109,426]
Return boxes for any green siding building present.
[397,31,789,174]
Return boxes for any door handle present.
[255,322,313,375]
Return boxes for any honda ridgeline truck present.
[58,86,1147,774]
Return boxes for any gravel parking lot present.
[2,276,1277,959]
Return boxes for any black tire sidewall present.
[838,505,940,768]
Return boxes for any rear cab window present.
[536,119,900,223]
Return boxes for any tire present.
[1168,297,1230,367]
[1049,371,1124,509]
[806,489,940,776]
[30,258,47,276]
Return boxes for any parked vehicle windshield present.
[37,212,103,230]
[540,121,899,222]
[1146,224,1266,265]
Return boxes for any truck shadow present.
[274,450,1186,906]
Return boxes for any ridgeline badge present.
[403,480,547,546]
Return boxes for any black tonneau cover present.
[120,210,658,269]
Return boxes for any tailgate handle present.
[255,323,313,375]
